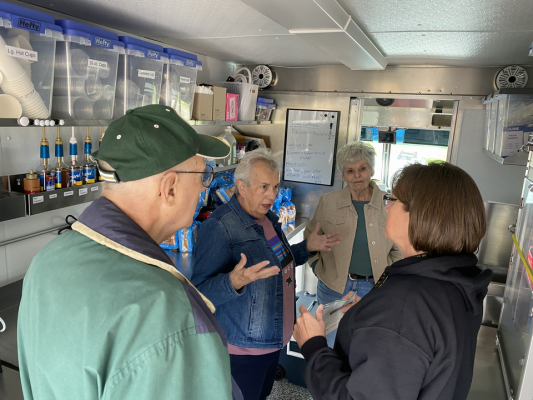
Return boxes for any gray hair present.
[234,148,279,196]
[336,141,376,175]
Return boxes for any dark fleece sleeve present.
[302,327,430,400]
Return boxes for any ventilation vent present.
[495,66,528,89]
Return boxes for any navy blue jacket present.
[192,196,313,349]
[301,253,492,400]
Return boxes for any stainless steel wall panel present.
[478,202,519,269]
[251,65,533,96]
[0,203,89,287]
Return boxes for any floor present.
[267,326,507,400]
[0,327,507,400]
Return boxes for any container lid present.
[257,97,274,104]
[56,20,118,48]
[164,47,202,69]
[0,1,62,33]
[26,169,37,179]
[119,36,164,60]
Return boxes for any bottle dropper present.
[36,127,54,192]
[98,126,104,181]
[53,126,69,189]
[83,127,96,184]
[69,129,83,187]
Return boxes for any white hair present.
[234,148,279,196]
[336,141,376,175]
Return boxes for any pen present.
[307,300,317,312]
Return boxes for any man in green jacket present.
[17,105,243,399]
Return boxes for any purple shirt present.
[228,215,295,355]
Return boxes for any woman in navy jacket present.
[294,162,492,400]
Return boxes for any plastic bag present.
[160,232,179,250]
[216,183,235,203]
[178,221,201,253]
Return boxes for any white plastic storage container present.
[51,20,122,120]
[114,36,167,118]
[0,1,63,119]
[161,48,202,121]
[222,81,258,121]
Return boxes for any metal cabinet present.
[498,153,533,399]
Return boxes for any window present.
[360,127,450,189]
[388,144,448,186]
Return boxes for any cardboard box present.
[226,93,239,121]
[192,93,213,121]
[232,133,267,151]
[211,86,227,121]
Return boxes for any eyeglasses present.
[172,164,215,188]
[383,193,400,207]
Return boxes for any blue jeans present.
[317,276,375,347]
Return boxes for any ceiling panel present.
[15,0,533,68]
[153,35,341,66]
[373,31,533,66]
[20,0,290,38]
[339,0,533,32]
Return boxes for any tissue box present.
[226,93,239,121]
[193,92,213,121]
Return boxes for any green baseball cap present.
[91,104,230,183]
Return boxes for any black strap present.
[58,215,78,235]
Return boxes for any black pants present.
[230,350,281,400]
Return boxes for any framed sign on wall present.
[283,109,340,186]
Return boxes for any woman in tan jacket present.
[305,141,403,311]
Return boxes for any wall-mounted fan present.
[252,65,277,89]
[495,65,528,89]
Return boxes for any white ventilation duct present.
[241,0,387,70]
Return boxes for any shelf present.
[0,119,272,127]
[0,119,114,127]
[482,149,528,166]
[191,120,271,126]
[214,164,238,172]
[26,182,103,215]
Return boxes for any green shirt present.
[17,229,234,400]
[348,200,373,276]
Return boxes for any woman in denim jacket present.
[192,149,340,400]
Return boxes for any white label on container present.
[64,190,74,197]
[79,188,88,196]
[138,69,156,79]
[91,186,99,192]
[5,45,38,62]
[180,76,191,84]
[49,194,57,199]
[88,59,109,70]
[32,195,44,204]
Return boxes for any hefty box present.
[226,93,239,121]
[212,86,227,121]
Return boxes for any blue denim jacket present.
[192,196,312,348]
